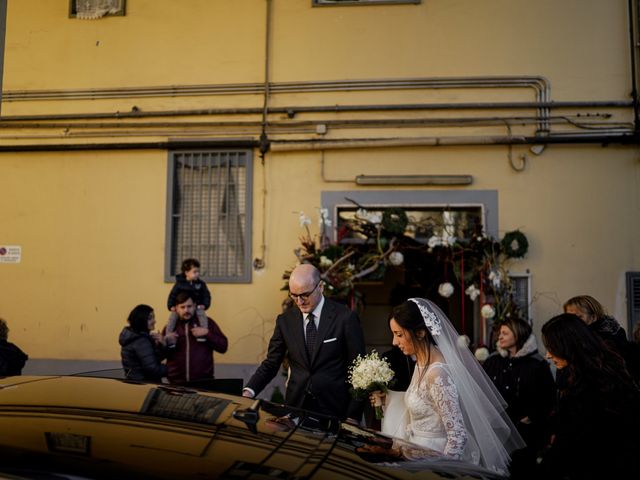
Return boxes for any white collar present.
[305,295,325,321]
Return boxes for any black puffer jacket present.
[483,334,556,452]
[0,340,28,376]
[167,274,212,310]
[119,327,167,381]
[590,316,640,381]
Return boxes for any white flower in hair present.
[409,298,442,336]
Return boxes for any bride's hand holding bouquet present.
[348,350,395,420]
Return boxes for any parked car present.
[0,374,505,479]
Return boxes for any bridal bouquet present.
[348,350,395,419]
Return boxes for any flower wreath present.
[501,230,529,259]
[382,208,409,235]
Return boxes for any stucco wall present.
[1,0,639,367]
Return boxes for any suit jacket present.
[246,298,366,420]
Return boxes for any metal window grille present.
[166,150,253,283]
[626,272,640,335]
[313,0,420,6]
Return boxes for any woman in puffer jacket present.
[483,317,556,478]
[119,304,169,382]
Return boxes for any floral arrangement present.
[283,205,528,347]
[348,350,395,419]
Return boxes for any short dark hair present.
[174,290,195,306]
[0,318,8,341]
[127,304,154,333]
[181,258,200,273]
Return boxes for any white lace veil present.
[409,298,525,473]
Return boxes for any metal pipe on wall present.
[629,0,640,131]
[0,100,631,123]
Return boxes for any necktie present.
[306,313,317,356]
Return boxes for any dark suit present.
[246,297,366,420]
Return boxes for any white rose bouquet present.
[348,350,395,419]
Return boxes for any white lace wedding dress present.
[383,362,479,463]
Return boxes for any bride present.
[371,298,524,473]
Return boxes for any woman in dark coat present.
[563,294,640,381]
[0,318,28,376]
[483,317,556,477]
[538,313,640,480]
[119,304,167,382]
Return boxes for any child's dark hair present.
[127,305,154,333]
[181,258,200,273]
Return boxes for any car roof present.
[0,375,505,480]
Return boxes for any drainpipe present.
[253,0,272,272]
[259,0,272,159]
[0,0,7,117]
[629,0,640,132]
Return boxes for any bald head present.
[289,264,323,313]
[290,264,321,286]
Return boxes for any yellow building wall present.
[0,0,638,365]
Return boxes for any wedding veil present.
[409,298,525,473]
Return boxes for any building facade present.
[0,0,638,388]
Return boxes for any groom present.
[243,264,366,422]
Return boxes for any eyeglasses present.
[289,281,321,302]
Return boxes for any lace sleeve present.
[426,365,468,459]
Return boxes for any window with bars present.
[166,150,253,283]
[69,0,126,19]
[313,0,420,6]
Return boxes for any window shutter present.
[626,272,640,334]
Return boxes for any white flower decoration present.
[475,347,490,363]
[409,298,442,336]
[465,285,480,301]
[318,208,332,227]
[355,208,368,219]
[481,304,496,319]
[298,211,311,227]
[457,334,470,348]
[319,256,333,267]
[388,251,404,266]
[438,282,454,298]
[367,213,382,224]
[427,236,441,248]
[488,270,502,288]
